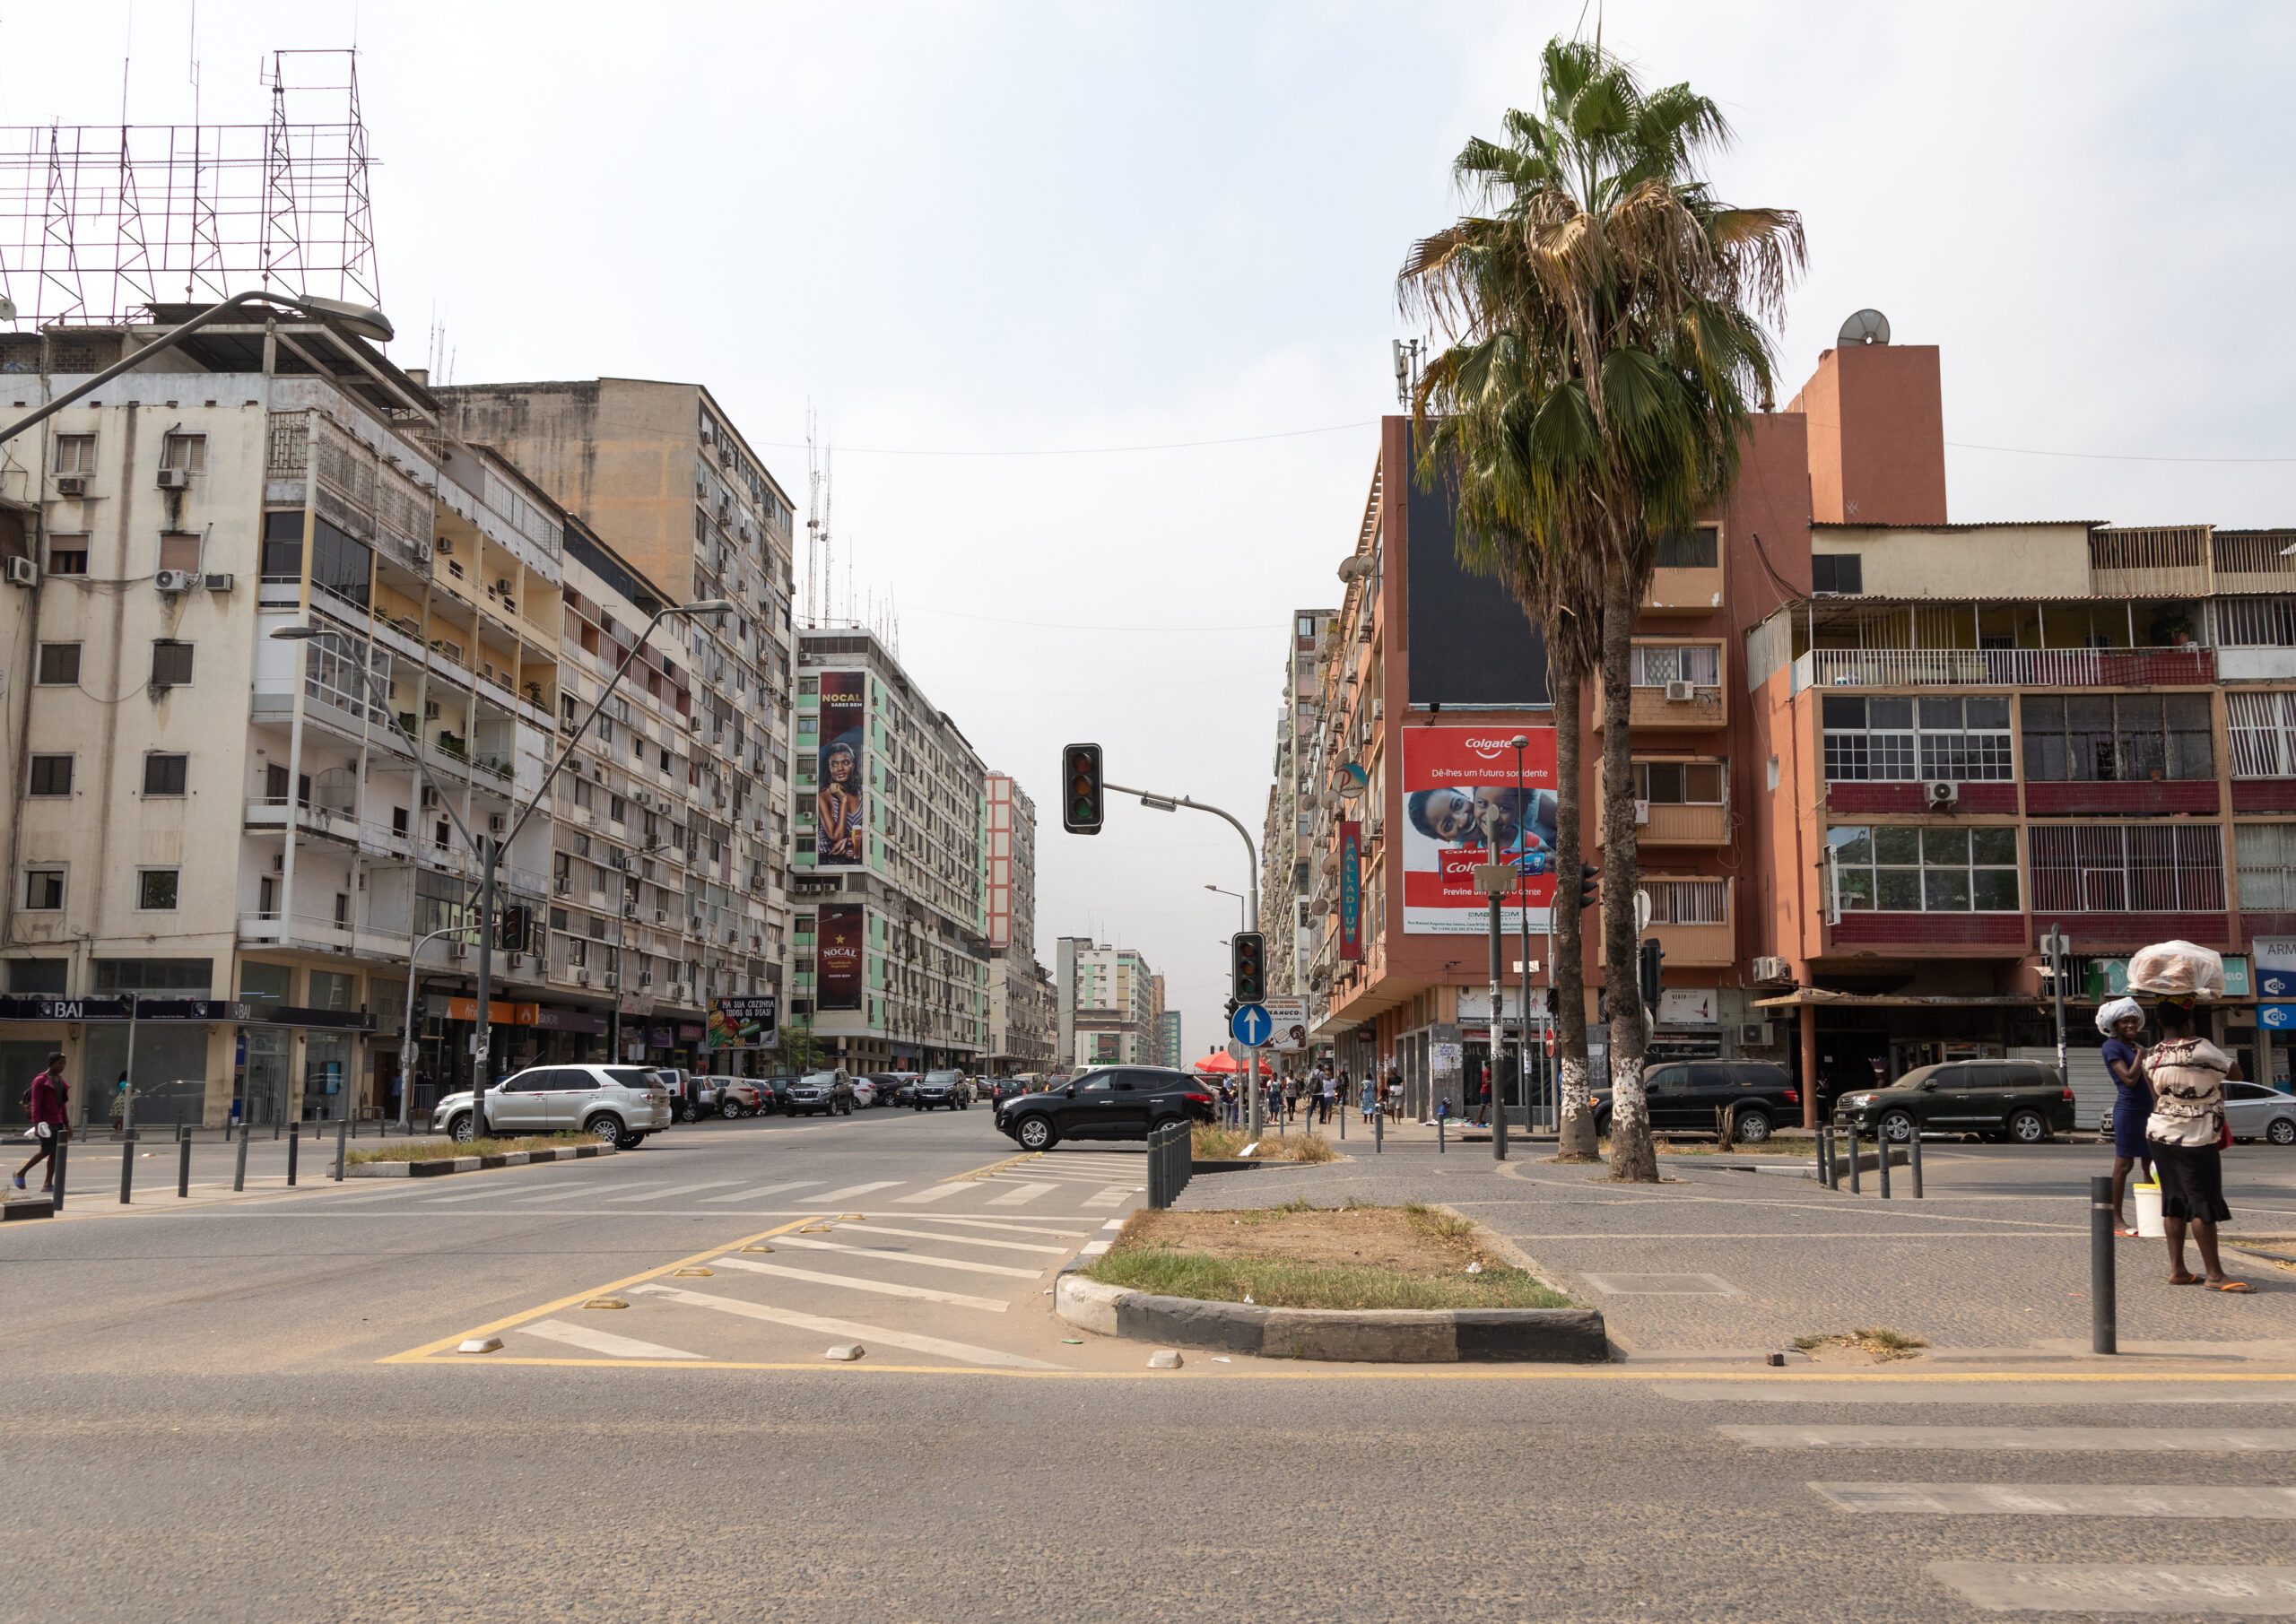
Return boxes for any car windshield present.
[604,1067,660,1090]
[925,1071,961,1084]
[1891,1066,1945,1090]
[800,1073,839,1086]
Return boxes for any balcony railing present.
[1800,646,2214,690]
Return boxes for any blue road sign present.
[1230,1003,1272,1046]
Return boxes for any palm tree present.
[1402,37,1802,1180]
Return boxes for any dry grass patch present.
[1190,1125,1338,1163]
[1792,1326,1929,1364]
[1085,1200,1571,1311]
[346,1134,586,1165]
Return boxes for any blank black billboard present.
[1404,466,1552,709]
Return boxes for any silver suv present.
[432,1064,672,1148]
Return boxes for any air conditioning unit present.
[1663,680,1697,703]
[203,572,233,593]
[622,901,639,919]
[1634,799,1651,826]
[423,699,441,720]
[420,786,439,808]
[1925,779,1959,809]
[4,556,35,587]
[604,972,622,991]
[154,569,196,594]
[1370,698,1384,720]
[672,981,691,1003]
[654,907,668,925]
[156,467,192,491]
[55,475,88,497]
[553,875,571,896]
[494,578,514,597]
[639,971,655,987]
[509,951,528,972]
[435,536,453,555]
[750,816,765,834]
[575,969,591,987]
[487,813,507,835]
[687,714,702,732]
[449,942,469,961]
[1737,1021,1772,1048]
[1750,955,1792,985]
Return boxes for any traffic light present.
[1637,938,1665,1009]
[1575,862,1601,912]
[1231,931,1266,1004]
[1060,743,1104,834]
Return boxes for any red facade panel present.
[1825,782,2018,815]
[1829,913,2028,949]
[2024,781,2221,817]
[2029,912,2233,950]
[2232,779,2296,813]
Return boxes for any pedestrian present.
[1360,1073,1377,1124]
[13,1051,70,1194]
[110,1070,130,1132]
[1321,1069,1339,1125]
[2143,995,2251,1291]
[1474,1061,1492,1127]
[2098,996,2149,1237]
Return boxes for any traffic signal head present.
[1576,862,1601,913]
[1231,931,1266,1004]
[1637,937,1665,1009]
[1060,743,1104,834]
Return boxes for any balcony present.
[1828,911,2030,953]
[1801,647,2214,690]
[1600,877,1734,968]
[1597,679,1726,731]
[1642,560,1725,617]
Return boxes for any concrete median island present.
[344,1138,616,1177]
[1060,1202,1607,1362]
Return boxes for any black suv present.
[1832,1060,2075,1144]
[1589,1062,1801,1142]
[995,1065,1216,1151]
[911,1070,969,1111]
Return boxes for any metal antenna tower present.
[804,416,834,628]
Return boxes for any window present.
[1810,553,1864,595]
[46,535,88,575]
[239,961,293,1003]
[1827,824,2020,912]
[27,755,72,796]
[36,643,80,685]
[160,432,206,473]
[159,533,201,573]
[1642,877,1729,925]
[7,959,67,994]
[1629,644,1720,688]
[2028,823,2225,912]
[136,869,180,910]
[1822,696,1914,781]
[150,640,194,688]
[54,434,94,475]
[391,804,409,836]
[1822,696,2011,783]
[23,869,64,909]
[2022,695,2213,781]
[2236,824,2296,911]
[142,753,187,796]
[1654,526,1718,569]
[609,794,627,825]
[571,776,594,811]
[2228,691,2296,778]
[93,958,213,993]
[1633,760,1726,805]
[260,511,305,581]
[308,514,372,608]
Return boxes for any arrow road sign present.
[1230,1003,1272,1046]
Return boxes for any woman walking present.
[2144,996,2250,1291]
[2098,996,2149,1237]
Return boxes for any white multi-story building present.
[1057,941,1160,1068]
[1262,607,1336,996]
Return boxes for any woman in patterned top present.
[2143,996,2252,1292]
[817,741,865,864]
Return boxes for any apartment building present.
[984,770,1057,1072]
[1061,942,1161,1068]
[788,627,988,1070]
[0,311,572,1125]
[438,379,797,1027]
[1156,1008,1183,1069]
[1261,607,1337,994]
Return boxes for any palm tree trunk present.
[1601,564,1659,1182]
[1548,646,1598,1161]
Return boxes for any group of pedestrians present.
[2098,991,2252,1293]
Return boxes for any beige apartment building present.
[985,770,1056,1072]
[1261,606,1336,994]
[1057,940,1160,1068]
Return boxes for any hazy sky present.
[4,2,2292,1054]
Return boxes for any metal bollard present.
[1848,1124,1862,1194]
[1374,1107,1383,1154]
[178,1133,192,1198]
[286,1122,300,1187]
[1438,1115,1446,1154]
[1879,1132,1892,1200]
[50,1136,67,1211]
[233,1124,250,1192]
[335,1116,349,1182]
[1817,1125,1833,1188]
[118,1129,136,1204]
[2090,1173,2118,1355]
[1909,1128,1924,1199]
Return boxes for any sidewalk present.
[3,1125,407,1216]
[1173,1133,2296,1364]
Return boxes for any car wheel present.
[622,1133,648,1148]
[1878,1110,1916,1144]
[2270,1118,2296,1147]
[587,1116,628,1150]
[2007,1109,2047,1145]
[1734,1109,1772,1144]
[721,1099,743,1120]
[679,1104,698,1124]
[448,1113,474,1144]
[1015,1116,1057,1151]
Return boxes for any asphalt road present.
[6,1106,2296,1622]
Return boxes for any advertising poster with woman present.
[816,672,867,867]
[1399,727,1559,934]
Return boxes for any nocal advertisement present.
[815,671,867,867]
[1399,726,1559,935]
[816,904,865,1012]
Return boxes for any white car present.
[850,1076,879,1108]
[2103,1081,2296,1146]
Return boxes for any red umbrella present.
[1193,1053,1271,1076]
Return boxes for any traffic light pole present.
[1107,782,1261,1138]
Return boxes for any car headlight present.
[1846,1094,1877,1108]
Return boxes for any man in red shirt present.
[13,1052,69,1194]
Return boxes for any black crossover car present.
[995,1066,1216,1151]
[1589,1061,1801,1142]
[1831,1060,2075,1144]
[784,1071,857,1117]
[911,1070,970,1111]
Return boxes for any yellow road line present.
[379,1213,822,1363]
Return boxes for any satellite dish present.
[1838,308,1891,347]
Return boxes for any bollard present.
[1879,1132,1892,1200]
[178,1133,192,1198]
[2090,1173,2118,1355]
[1374,1107,1383,1154]
[286,1122,300,1187]
[335,1116,349,1182]
[1818,1125,1833,1188]
[1909,1128,1924,1199]
[1439,1115,1446,1155]
[1848,1124,1862,1194]
[50,1136,67,1211]
[118,1129,136,1204]
[233,1124,250,1192]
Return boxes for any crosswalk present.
[326,1164,1144,1217]
[1683,1382,2296,1615]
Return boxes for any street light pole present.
[1512,734,1536,1130]
[400,922,477,1132]
[1205,883,1247,934]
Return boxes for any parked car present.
[758,1076,799,1116]
[1587,1061,1801,1143]
[658,1070,741,1123]
[1833,1060,2076,1144]
[912,1070,970,1111]
[995,1065,1215,1151]
[786,1071,856,1117]
[710,1078,768,1119]
[877,1071,922,1107]
[2104,1081,2296,1146]
[432,1064,672,1148]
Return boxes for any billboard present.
[1337,821,1363,960]
[706,995,779,1051]
[816,903,865,1012]
[1404,443,1551,708]
[1399,726,1559,935]
[815,671,867,867]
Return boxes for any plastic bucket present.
[2134,1179,2166,1238]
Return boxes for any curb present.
[1055,1271,1609,1363]
[2,1195,55,1220]
[345,1143,616,1179]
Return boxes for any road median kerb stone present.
[344,1143,616,1178]
[1055,1268,1608,1364]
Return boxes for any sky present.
[3,1,2292,1056]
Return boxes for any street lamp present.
[2,289,395,444]
[274,595,732,1134]
[398,923,478,1132]
[1205,882,1248,934]
[1510,733,1538,1132]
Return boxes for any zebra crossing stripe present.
[708,1255,1009,1311]
[767,1236,1044,1280]
[841,1223,1066,1255]
[1931,1561,2296,1614]
[1726,1426,2296,1453]
[1815,1482,2296,1517]
[631,1284,1058,1369]
[893,1183,971,1204]
[815,1180,903,1203]
[987,1182,1057,1207]
[703,1180,824,1203]
[517,1316,705,1361]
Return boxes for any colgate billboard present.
[1398,725,1559,935]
